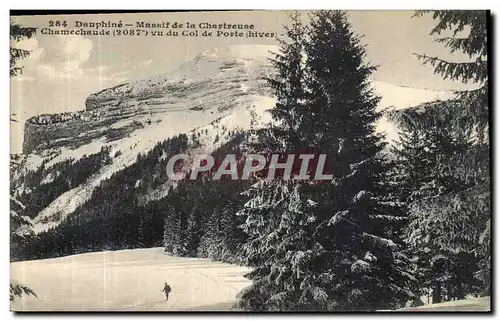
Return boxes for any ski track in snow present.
[10,248,252,312]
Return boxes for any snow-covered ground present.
[10,247,490,312]
[399,297,491,312]
[10,248,252,312]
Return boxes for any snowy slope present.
[10,247,252,311]
[398,297,490,312]
[10,247,489,312]
[26,45,277,233]
[20,44,452,234]
[374,81,452,141]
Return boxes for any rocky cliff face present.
[23,45,276,157]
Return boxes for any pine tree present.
[10,20,37,248]
[300,10,414,310]
[10,21,37,302]
[163,186,188,256]
[10,161,34,259]
[392,101,488,302]
[238,11,414,311]
[266,11,308,149]
[195,178,248,262]
[10,22,37,77]
[413,10,488,142]
[236,12,313,310]
[392,10,490,300]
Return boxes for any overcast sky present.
[10,11,474,153]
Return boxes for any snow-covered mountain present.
[23,45,278,166]
[18,44,452,234]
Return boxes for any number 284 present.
[48,20,68,27]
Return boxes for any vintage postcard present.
[9,10,490,312]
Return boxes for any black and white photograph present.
[9,9,491,312]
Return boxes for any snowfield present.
[10,248,490,312]
[399,297,491,312]
[10,248,252,312]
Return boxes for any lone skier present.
[162,282,172,301]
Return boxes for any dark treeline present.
[14,134,190,260]
[163,134,251,262]
[18,147,112,219]
[14,133,253,262]
[26,111,82,126]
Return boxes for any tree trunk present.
[456,281,465,300]
[432,282,442,304]
[446,280,454,301]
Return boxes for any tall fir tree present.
[392,101,485,302]
[237,11,308,264]
[238,11,414,311]
[392,10,490,301]
[301,12,414,308]
[237,12,312,310]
